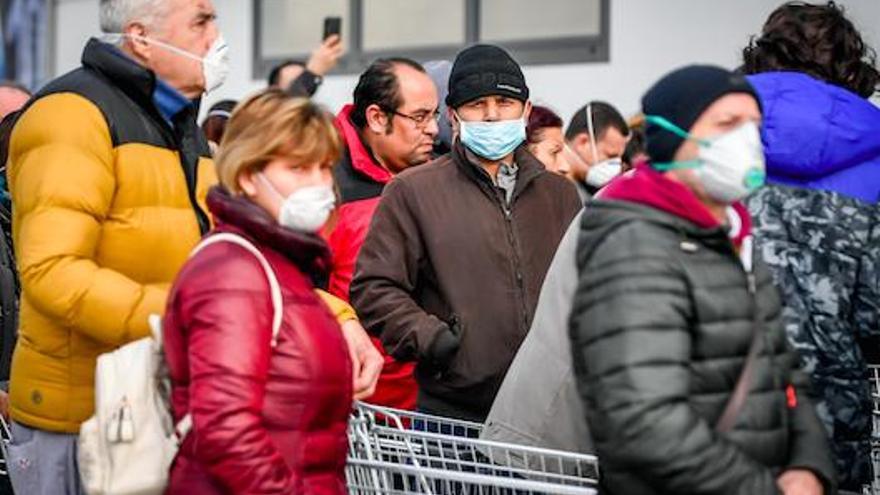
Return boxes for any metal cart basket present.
[346,401,599,494]
[868,365,880,495]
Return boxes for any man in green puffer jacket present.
[569,65,835,495]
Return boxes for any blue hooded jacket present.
[745,71,880,488]
[747,71,880,204]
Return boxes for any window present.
[253,0,609,78]
[258,0,351,60]
[362,1,466,52]
[481,0,601,42]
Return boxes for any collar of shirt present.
[495,161,519,203]
[464,148,519,184]
[464,148,519,204]
[102,42,193,126]
[153,77,192,126]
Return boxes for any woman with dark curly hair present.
[743,1,879,97]
[742,2,880,490]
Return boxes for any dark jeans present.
[410,408,530,495]
[412,407,480,438]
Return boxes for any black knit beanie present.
[446,44,529,108]
[642,65,760,163]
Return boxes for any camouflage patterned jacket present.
[746,71,880,490]
[747,186,878,489]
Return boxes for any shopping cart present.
[0,414,8,478]
[869,365,880,495]
[346,401,599,494]
[353,401,484,438]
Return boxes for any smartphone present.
[323,16,342,41]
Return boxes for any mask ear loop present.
[644,115,711,172]
[114,32,224,68]
[451,110,466,143]
[585,103,600,165]
[256,172,286,202]
[564,143,589,169]
[644,115,711,146]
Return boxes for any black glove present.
[427,316,462,369]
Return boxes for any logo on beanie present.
[497,83,522,94]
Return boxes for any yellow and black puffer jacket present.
[7,39,217,433]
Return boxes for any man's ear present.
[365,103,390,135]
[573,132,592,153]
[522,100,533,121]
[122,22,151,61]
[447,107,460,135]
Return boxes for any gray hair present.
[99,0,169,34]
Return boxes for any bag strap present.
[715,239,762,433]
[174,233,284,439]
[190,232,283,346]
[715,306,762,432]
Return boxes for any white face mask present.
[257,174,336,233]
[694,122,766,203]
[650,118,766,203]
[110,33,230,94]
[583,103,623,188]
[586,158,623,188]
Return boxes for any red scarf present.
[599,162,752,248]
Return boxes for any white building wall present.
[53,0,880,121]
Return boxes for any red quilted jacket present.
[326,105,417,411]
[163,187,352,494]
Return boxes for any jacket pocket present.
[440,323,489,390]
[426,314,463,369]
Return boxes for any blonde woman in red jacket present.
[163,91,352,494]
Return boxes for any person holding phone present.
[267,18,344,98]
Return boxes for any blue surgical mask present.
[455,111,526,160]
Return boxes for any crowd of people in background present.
[0,0,876,494]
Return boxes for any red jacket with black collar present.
[326,104,418,411]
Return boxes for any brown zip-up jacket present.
[351,142,582,421]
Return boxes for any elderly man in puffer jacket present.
[569,65,835,495]
[3,2,223,493]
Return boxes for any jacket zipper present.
[496,192,530,333]
[150,107,211,236]
[184,169,210,236]
[172,118,210,236]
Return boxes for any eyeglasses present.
[388,108,441,129]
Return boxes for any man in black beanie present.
[569,64,835,494]
[351,44,581,422]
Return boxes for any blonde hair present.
[214,90,342,194]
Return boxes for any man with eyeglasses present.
[327,57,439,411]
[351,45,582,422]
